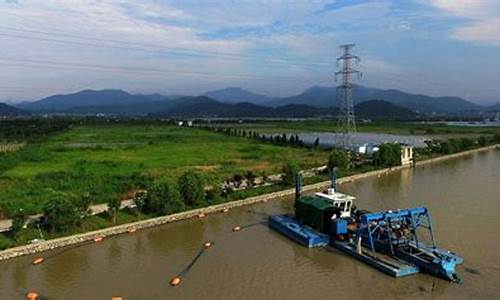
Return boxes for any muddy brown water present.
[1,149,499,299]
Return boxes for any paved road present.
[0,199,135,233]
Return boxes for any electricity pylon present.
[335,44,362,148]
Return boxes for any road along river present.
[1,149,499,299]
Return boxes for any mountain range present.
[153,98,417,120]
[268,85,482,113]
[203,87,271,105]
[0,103,29,117]
[10,85,494,117]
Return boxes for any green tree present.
[107,197,121,224]
[43,196,79,233]
[373,143,402,167]
[328,148,350,170]
[282,161,300,186]
[146,179,184,214]
[133,190,148,213]
[76,193,92,218]
[178,171,205,207]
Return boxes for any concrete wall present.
[1,143,498,261]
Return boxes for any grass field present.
[0,124,328,215]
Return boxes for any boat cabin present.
[295,188,356,233]
[315,188,355,218]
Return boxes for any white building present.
[401,144,414,166]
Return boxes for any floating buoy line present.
[232,221,266,233]
[170,241,214,287]
[28,205,268,294]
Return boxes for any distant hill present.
[355,100,418,120]
[487,103,500,112]
[17,86,486,116]
[0,103,29,117]
[153,97,417,119]
[203,87,272,105]
[18,89,170,112]
[153,96,337,118]
[270,85,482,113]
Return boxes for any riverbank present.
[0,143,498,261]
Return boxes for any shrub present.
[178,171,205,207]
[282,161,300,186]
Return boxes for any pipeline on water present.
[232,221,266,232]
[170,241,213,287]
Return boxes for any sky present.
[0,0,499,104]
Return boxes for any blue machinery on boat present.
[269,174,463,282]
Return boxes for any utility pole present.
[335,44,362,148]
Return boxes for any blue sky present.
[0,0,499,104]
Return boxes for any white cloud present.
[423,0,500,46]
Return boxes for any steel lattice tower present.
[335,44,362,148]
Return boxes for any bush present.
[373,143,401,167]
[328,148,350,170]
[42,195,80,233]
[178,171,205,207]
[282,161,300,186]
[146,179,184,215]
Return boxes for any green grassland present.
[0,124,328,215]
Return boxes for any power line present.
[0,57,310,82]
[0,25,333,69]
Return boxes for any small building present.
[401,144,413,166]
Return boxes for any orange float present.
[170,276,182,286]
[26,292,38,300]
[232,226,241,232]
[32,257,44,265]
[203,241,213,249]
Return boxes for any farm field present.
[0,123,328,216]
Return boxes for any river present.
[1,149,499,299]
